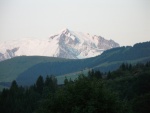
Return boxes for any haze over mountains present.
[0,28,119,61]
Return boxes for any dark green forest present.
[0,61,150,113]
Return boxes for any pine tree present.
[36,75,44,94]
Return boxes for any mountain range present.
[0,41,150,88]
[0,28,119,61]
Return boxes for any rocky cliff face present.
[0,28,120,61]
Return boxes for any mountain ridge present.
[0,28,119,61]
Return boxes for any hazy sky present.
[0,0,150,46]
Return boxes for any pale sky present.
[0,0,150,46]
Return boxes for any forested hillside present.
[0,61,150,113]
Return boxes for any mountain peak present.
[0,29,120,61]
[60,28,70,34]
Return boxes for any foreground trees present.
[38,75,127,113]
[0,75,57,113]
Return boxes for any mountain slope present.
[0,56,69,83]
[0,28,119,61]
[0,41,149,88]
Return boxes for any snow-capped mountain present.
[0,28,119,61]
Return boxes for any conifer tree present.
[36,75,44,94]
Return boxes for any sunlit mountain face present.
[0,28,119,61]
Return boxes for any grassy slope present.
[57,69,89,84]
[0,56,69,82]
